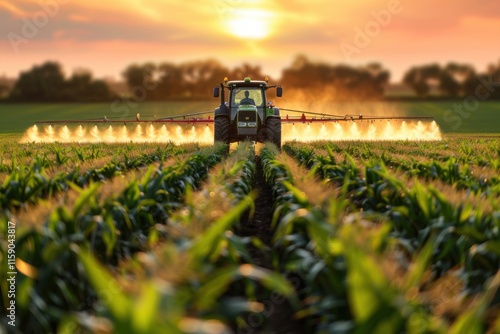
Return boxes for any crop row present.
[291,141,499,194]
[140,142,295,332]
[2,138,498,333]
[76,143,301,334]
[283,143,499,292]
[0,141,150,173]
[1,142,300,333]
[324,139,499,168]
[1,144,227,333]
[0,146,103,173]
[0,143,202,210]
[261,143,499,333]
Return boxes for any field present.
[0,131,499,333]
[1,101,500,134]
[0,101,499,333]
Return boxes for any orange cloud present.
[68,14,91,22]
[0,1,28,17]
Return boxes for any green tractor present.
[213,77,283,149]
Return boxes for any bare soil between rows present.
[236,155,305,334]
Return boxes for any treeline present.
[403,62,500,99]
[120,55,390,101]
[281,55,389,101]
[121,60,266,99]
[3,56,500,102]
[8,62,116,102]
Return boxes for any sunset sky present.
[1,0,499,82]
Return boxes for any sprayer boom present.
[34,114,433,126]
[280,115,434,123]
[27,77,440,144]
[34,119,214,125]
[278,108,434,123]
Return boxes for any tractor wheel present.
[266,117,281,150]
[214,116,230,152]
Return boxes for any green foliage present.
[284,140,500,332]
[7,144,226,332]
[0,143,189,210]
[2,137,498,334]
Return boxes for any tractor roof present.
[224,77,270,88]
[226,80,267,87]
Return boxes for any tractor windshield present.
[232,88,264,107]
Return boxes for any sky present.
[1,0,500,82]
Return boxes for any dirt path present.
[237,155,305,334]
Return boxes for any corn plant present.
[271,142,499,333]
[284,142,500,294]
[57,143,298,332]
[0,143,201,210]
[9,144,228,333]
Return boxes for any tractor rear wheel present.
[214,116,230,151]
[266,117,281,149]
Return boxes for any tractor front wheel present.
[266,117,281,150]
[214,116,230,152]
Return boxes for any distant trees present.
[462,63,500,99]
[6,57,500,102]
[0,83,9,97]
[121,59,269,100]
[402,64,441,97]
[9,62,115,102]
[122,63,157,92]
[66,69,115,102]
[10,62,66,101]
[403,61,500,99]
[281,55,390,101]
[440,63,475,97]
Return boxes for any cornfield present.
[0,137,499,334]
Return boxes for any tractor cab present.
[232,87,262,107]
[213,77,283,149]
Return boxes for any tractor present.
[213,77,283,148]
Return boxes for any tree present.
[85,80,114,101]
[126,59,231,99]
[66,70,115,102]
[364,62,390,96]
[0,83,9,97]
[10,61,66,101]
[122,63,158,98]
[462,61,500,99]
[9,62,115,102]
[438,72,460,97]
[462,72,479,97]
[490,60,500,99]
[441,63,475,97]
[230,63,265,81]
[281,55,390,101]
[181,59,229,97]
[67,69,92,100]
[403,64,441,97]
[155,62,186,99]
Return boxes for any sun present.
[227,9,273,40]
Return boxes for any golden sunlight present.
[227,9,273,39]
